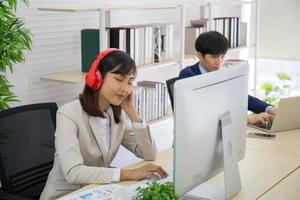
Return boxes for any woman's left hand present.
[121,90,141,122]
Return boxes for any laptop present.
[249,96,300,132]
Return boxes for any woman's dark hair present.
[195,31,229,57]
[79,50,137,123]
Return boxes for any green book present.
[81,29,99,72]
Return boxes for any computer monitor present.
[173,63,249,199]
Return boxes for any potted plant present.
[134,181,181,200]
[0,0,32,110]
[260,73,292,105]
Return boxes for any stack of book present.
[212,17,247,48]
[134,81,168,122]
[185,17,248,54]
[81,24,173,72]
[107,24,173,66]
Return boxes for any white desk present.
[258,167,300,200]
[247,127,300,156]
[231,149,300,199]
[59,128,300,199]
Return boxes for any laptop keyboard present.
[257,121,272,130]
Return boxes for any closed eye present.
[115,78,123,82]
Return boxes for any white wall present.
[259,0,300,60]
[10,0,200,107]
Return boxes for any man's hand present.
[247,112,274,126]
[266,106,277,116]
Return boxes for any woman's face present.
[99,71,135,106]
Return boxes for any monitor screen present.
[173,63,249,196]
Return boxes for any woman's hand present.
[121,90,141,122]
[247,112,274,127]
[120,163,168,181]
[121,90,134,113]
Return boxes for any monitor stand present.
[183,111,242,200]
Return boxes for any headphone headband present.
[85,48,119,90]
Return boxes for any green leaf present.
[0,0,31,110]
[277,73,292,81]
[260,83,273,96]
[134,181,181,200]
[264,97,279,105]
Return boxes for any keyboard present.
[129,166,173,190]
[158,166,173,184]
[257,121,272,130]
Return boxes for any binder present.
[81,29,100,72]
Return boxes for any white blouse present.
[97,107,146,182]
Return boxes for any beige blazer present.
[40,100,157,200]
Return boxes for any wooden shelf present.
[228,46,256,52]
[40,70,86,84]
[38,4,180,12]
[38,7,98,12]
[226,46,256,60]
[39,0,255,12]
[137,54,196,69]
[40,55,196,84]
[38,1,257,13]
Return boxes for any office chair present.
[0,103,58,200]
[166,77,179,110]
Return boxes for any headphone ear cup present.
[85,59,101,90]
[85,48,118,90]
[95,70,103,89]
[85,70,102,90]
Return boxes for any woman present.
[40,49,167,200]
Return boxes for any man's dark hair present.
[79,50,137,123]
[195,31,229,57]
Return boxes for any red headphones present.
[85,48,119,90]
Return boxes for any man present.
[179,31,276,126]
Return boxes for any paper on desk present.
[58,167,173,200]
[59,184,123,200]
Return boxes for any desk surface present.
[246,127,300,156]
[232,149,300,199]
[59,128,300,200]
[258,166,300,200]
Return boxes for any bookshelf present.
[38,3,187,70]
[38,1,259,94]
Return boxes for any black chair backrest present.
[166,77,179,111]
[0,103,58,199]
